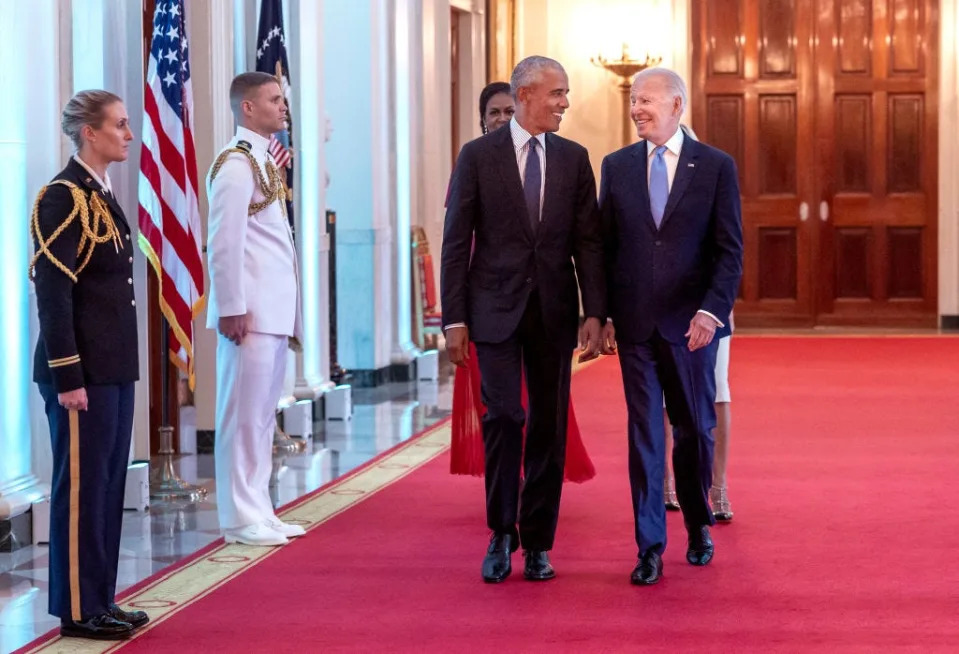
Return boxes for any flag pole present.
[150,317,207,502]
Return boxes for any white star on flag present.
[163,71,176,87]
[164,49,178,64]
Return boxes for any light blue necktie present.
[649,145,669,228]
[524,138,541,231]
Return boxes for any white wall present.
[515,0,690,182]
[939,0,959,321]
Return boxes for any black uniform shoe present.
[60,614,134,640]
[630,551,663,585]
[686,525,715,566]
[481,533,517,583]
[522,550,555,581]
[109,603,150,628]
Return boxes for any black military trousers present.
[39,382,134,621]
[474,293,572,551]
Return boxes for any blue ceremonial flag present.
[255,0,295,234]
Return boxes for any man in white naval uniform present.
[207,72,304,546]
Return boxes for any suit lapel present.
[660,137,700,229]
[539,133,563,240]
[631,142,657,232]
[492,126,534,243]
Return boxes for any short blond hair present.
[229,72,279,115]
[61,90,122,149]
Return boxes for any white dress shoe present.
[265,518,306,538]
[224,524,289,546]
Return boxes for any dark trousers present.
[618,331,718,556]
[39,382,134,621]
[474,294,572,551]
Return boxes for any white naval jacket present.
[205,126,302,343]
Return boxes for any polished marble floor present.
[0,376,452,653]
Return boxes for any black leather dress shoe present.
[686,525,714,566]
[630,551,663,585]
[109,603,150,628]
[522,550,555,581]
[60,614,134,640]
[481,533,517,583]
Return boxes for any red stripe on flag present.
[183,124,200,197]
[139,146,205,291]
[139,205,194,332]
[143,88,187,193]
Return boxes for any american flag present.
[137,0,205,389]
[255,0,295,233]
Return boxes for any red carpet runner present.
[27,337,959,652]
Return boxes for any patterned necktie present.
[524,137,541,230]
[649,145,669,228]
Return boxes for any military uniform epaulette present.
[209,142,287,217]
[28,179,123,283]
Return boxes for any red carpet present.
[68,338,959,651]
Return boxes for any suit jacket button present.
[655,240,662,246]
[526,277,533,284]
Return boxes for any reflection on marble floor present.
[0,377,451,653]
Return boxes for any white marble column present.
[0,0,61,520]
[290,0,334,397]
[416,0,453,305]
[189,0,237,430]
[323,0,395,378]
[392,0,419,364]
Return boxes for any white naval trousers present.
[215,332,287,530]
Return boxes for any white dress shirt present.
[509,117,546,221]
[646,126,684,190]
[646,126,723,328]
[73,153,113,194]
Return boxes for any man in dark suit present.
[441,55,605,583]
[599,68,743,585]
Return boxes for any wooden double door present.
[692,0,939,327]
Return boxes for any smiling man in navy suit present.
[441,55,606,584]
[599,68,743,585]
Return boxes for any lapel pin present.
[85,177,93,183]
[687,163,695,168]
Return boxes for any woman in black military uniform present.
[30,90,148,641]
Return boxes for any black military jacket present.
[31,158,139,392]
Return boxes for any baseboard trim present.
[0,510,32,552]
[350,366,391,387]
